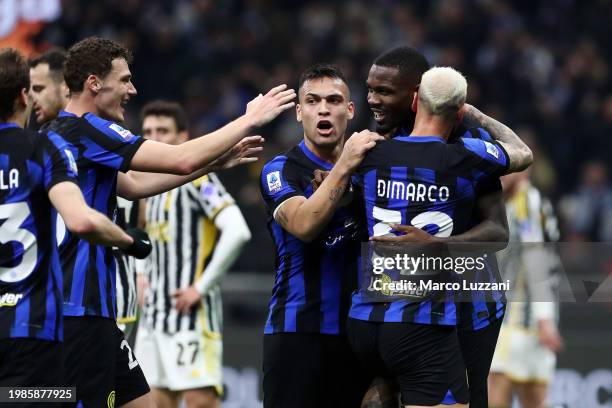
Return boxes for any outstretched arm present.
[117,136,264,199]
[463,104,533,172]
[129,85,295,175]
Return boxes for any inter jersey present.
[45,111,145,319]
[0,123,78,340]
[260,141,364,335]
[349,133,509,325]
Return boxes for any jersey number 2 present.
[0,202,38,283]
[372,206,454,237]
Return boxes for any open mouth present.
[372,110,386,122]
[316,120,334,135]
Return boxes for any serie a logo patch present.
[484,141,500,159]
[267,171,282,193]
[109,123,133,140]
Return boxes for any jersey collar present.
[58,110,78,118]
[0,122,20,130]
[393,135,446,143]
[299,140,334,170]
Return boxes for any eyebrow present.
[304,92,345,99]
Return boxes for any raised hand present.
[211,135,265,170]
[337,130,384,173]
[245,84,296,128]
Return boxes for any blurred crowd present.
[25,0,612,269]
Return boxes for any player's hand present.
[136,273,149,308]
[173,286,201,314]
[210,135,265,170]
[537,319,563,353]
[245,84,296,128]
[337,130,384,173]
[124,228,152,259]
[311,169,330,192]
[369,224,442,243]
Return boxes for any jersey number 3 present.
[0,202,38,283]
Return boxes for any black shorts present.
[64,316,149,407]
[0,338,64,408]
[263,332,372,408]
[457,317,503,408]
[347,318,469,406]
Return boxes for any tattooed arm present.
[274,130,383,242]
[463,104,533,172]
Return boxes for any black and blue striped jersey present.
[45,111,145,320]
[0,123,78,341]
[349,132,509,325]
[260,141,364,334]
[456,128,506,331]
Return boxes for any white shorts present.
[490,324,556,383]
[135,326,223,393]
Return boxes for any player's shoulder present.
[261,146,300,175]
[81,113,137,142]
[192,172,224,188]
[454,136,504,161]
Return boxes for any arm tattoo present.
[464,105,532,172]
[329,187,343,203]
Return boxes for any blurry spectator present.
[559,161,612,242]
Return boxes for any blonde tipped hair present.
[418,66,467,117]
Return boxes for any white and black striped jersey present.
[141,173,232,335]
[114,197,140,323]
[497,182,561,329]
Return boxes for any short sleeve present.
[81,113,145,172]
[260,156,303,214]
[192,173,235,220]
[461,127,493,142]
[460,137,509,181]
[40,131,79,191]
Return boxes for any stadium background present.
[2,0,612,406]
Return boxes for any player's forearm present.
[177,115,254,173]
[117,167,211,200]
[279,165,351,242]
[444,220,508,250]
[71,208,134,249]
[463,104,533,172]
[195,207,251,294]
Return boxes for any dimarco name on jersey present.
[377,179,450,203]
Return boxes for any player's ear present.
[456,104,466,124]
[296,103,302,122]
[347,101,355,120]
[86,75,101,94]
[411,92,418,113]
[177,130,189,143]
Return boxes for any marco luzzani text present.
[370,253,511,293]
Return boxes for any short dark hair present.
[0,48,30,121]
[141,100,188,132]
[373,46,431,87]
[298,63,348,91]
[64,37,132,93]
[29,48,67,83]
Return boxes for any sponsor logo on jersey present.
[266,171,282,193]
[0,292,24,307]
[485,141,500,159]
[109,123,133,140]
